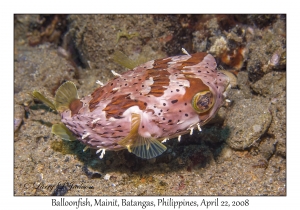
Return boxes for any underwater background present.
[14,14,286,196]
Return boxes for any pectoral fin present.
[118,113,167,159]
[54,81,79,112]
[52,123,77,141]
[130,136,167,159]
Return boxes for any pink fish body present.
[54,52,231,159]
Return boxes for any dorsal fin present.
[113,50,138,69]
[54,81,79,112]
[118,113,167,159]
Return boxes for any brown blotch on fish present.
[145,69,170,97]
[178,52,208,69]
[89,86,106,112]
[151,57,172,70]
[182,78,210,102]
[103,94,147,119]
[69,99,83,117]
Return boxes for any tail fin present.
[31,90,56,111]
[54,81,79,112]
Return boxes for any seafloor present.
[14,14,286,196]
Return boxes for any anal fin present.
[118,113,167,159]
[52,123,77,141]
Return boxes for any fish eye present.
[192,90,214,113]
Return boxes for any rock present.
[225,98,272,150]
[237,71,252,99]
[14,104,25,132]
[67,15,184,74]
[51,184,69,196]
[103,174,111,180]
[250,71,286,158]
[246,18,286,82]
[251,71,286,98]
[245,15,279,28]
[267,91,286,158]
[14,15,40,42]
[227,72,252,102]
[14,44,75,95]
[216,144,233,163]
[259,137,276,160]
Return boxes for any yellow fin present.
[118,113,167,159]
[52,123,77,141]
[131,136,167,159]
[113,50,138,70]
[54,81,79,112]
[31,90,56,111]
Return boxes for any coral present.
[115,27,139,43]
[209,36,228,55]
[192,15,286,78]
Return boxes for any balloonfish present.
[35,51,231,159]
